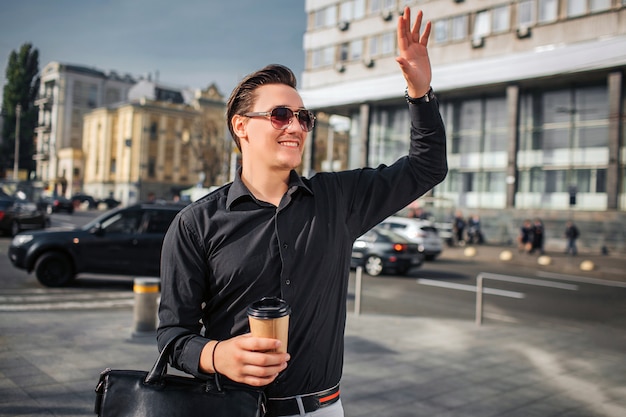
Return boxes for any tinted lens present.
[270,107,294,129]
[269,107,315,132]
[297,110,315,132]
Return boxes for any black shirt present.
[157,99,447,398]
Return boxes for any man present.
[564,220,579,255]
[157,7,447,417]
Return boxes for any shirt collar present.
[226,168,313,209]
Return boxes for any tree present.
[1,43,40,179]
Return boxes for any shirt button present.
[283,243,288,249]
[285,280,291,285]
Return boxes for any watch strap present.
[405,87,434,104]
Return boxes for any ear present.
[232,114,248,141]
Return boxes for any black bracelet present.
[405,87,434,104]
[212,340,221,375]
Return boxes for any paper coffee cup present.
[247,297,291,353]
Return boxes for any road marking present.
[0,290,134,312]
[0,299,134,311]
[477,273,579,291]
[536,271,626,288]
[416,279,525,299]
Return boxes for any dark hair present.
[226,64,298,151]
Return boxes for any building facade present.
[300,0,626,251]
[34,62,136,196]
[82,82,227,206]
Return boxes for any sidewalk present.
[1,306,625,416]
[439,243,626,283]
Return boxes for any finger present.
[420,20,432,46]
[241,335,284,352]
[411,10,423,43]
[397,7,410,51]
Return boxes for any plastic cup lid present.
[247,297,291,319]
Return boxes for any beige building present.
[82,81,227,206]
[300,0,626,250]
[34,62,136,196]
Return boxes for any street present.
[2,211,626,416]
[2,210,625,340]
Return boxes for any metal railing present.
[475,272,578,326]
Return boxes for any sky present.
[0,0,307,98]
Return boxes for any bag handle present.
[145,333,225,391]
[145,332,224,389]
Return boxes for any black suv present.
[8,203,184,287]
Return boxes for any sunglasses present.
[244,107,316,132]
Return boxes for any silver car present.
[378,216,443,261]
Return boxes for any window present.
[590,0,611,12]
[484,97,508,152]
[142,210,178,234]
[567,0,586,17]
[323,46,334,66]
[434,19,449,43]
[369,35,380,57]
[492,5,510,33]
[314,5,336,28]
[340,1,353,21]
[148,158,156,178]
[538,0,558,23]
[354,0,365,19]
[370,0,382,12]
[150,122,158,140]
[111,158,116,174]
[381,32,395,54]
[351,39,363,60]
[451,15,468,41]
[88,85,98,108]
[339,43,349,62]
[473,10,491,41]
[518,0,535,27]
[458,100,482,154]
[102,211,142,234]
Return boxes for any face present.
[233,84,308,173]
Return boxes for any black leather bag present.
[94,337,265,417]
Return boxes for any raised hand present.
[396,7,433,98]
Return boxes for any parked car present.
[378,216,443,261]
[38,196,74,214]
[351,227,424,276]
[71,194,98,210]
[0,196,48,237]
[99,197,121,209]
[8,203,183,287]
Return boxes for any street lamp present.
[13,104,21,181]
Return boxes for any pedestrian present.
[564,220,579,255]
[530,218,545,255]
[467,214,483,244]
[518,219,533,252]
[453,210,466,246]
[157,7,447,417]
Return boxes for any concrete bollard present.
[464,247,477,257]
[537,255,552,266]
[580,260,595,271]
[132,277,161,337]
[499,250,513,261]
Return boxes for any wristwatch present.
[404,87,434,104]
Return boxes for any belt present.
[266,384,340,417]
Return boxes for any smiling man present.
[157,7,447,417]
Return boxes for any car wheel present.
[425,254,436,261]
[10,220,20,237]
[364,255,384,276]
[35,252,75,287]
